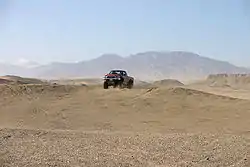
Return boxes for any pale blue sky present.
[0,0,250,66]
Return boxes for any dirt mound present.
[0,84,83,97]
[0,75,46,85]
[153,79,184,87]
[0,85,248,132]
[167,87,239,100]
[50,78,102,86]
[0,78,14,84]
[141,86,240,101]
[206,73,250,88]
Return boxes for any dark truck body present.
[103,70,134,89]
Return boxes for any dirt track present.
[1,84,250,166]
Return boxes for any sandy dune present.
[1,75,250,166]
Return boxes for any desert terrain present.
[1,74,250,167]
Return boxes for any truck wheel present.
[103,82,108,89]
[113,80,119,88]
[118,78,124,89]
[127,80,133,89]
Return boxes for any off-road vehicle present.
[103,70,134,89]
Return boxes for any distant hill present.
[0,63,25,76]
[1,51,249,81]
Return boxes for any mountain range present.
[0,51,249,81]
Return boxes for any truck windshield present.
[109,71,124,75]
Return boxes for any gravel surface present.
[1,128,250,167]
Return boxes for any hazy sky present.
[0,0,249,66]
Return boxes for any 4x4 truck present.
[103,70,134,89]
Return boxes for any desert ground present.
[1,74,250,167]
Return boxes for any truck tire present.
[103,81,109,89]
[118,77,124,89]
[127,80,133,89]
